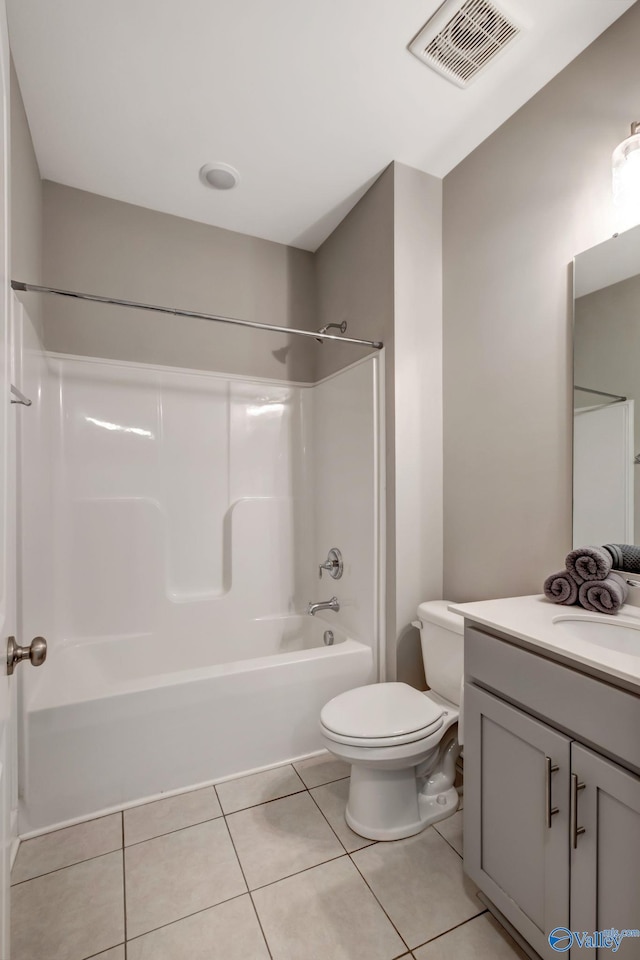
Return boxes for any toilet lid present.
[320,682,445,740]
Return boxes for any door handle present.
[7,636,47,675]
[545,756,560,828]
[570,773,586,848]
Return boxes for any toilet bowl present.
[320,601,464,841]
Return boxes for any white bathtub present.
[21,616,374,832]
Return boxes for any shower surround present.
[18,314,382,832]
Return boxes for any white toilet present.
[320,601,464,841]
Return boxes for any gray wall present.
[393,163,442,688]
[10,60,42,334]
[41,182,317,381]
[315,162,443,687]
[315,165,395,383]
[315,166,399,674]
[443,3,640,602]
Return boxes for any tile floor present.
[11,753,529,960]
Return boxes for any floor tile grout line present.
[219,813,250,895]
[124,889,251,945]
[306,782,377,856]
[347,851,412,954]
[12,808,226,883]
[83,944,126,960]
[221,786,352,893]
[215,765,307,806]
[247,848,348,891]
[17,809,121,845]
[235,845,351,894]
[294,772,350,790]
[410,907,489,953]
[218,810,274,959]
[10,846,124,887]
[123,811,224,849]
[219,785,308,818]
[432,825,463,860]
[121,812,128,960]
[441,837,463,859]
[248,890,274,960]
[10,777,349,887]
[17,861,276,954]
[306,785,350,852]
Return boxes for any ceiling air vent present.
[409,0,522,88]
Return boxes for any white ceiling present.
[8,0,635,251]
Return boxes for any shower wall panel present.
[45,355,315,655]
[312,357,381,667]
[17,303,54,652]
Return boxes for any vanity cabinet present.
[570,744,640,953]
[464,684,570,959]
[463,624,640,960]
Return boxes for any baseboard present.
[10,807,20,870]
[18,748,328,840]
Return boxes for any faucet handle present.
[318,548,343,580]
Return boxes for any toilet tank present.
[415,600,464,706]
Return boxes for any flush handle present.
[7,636,47,676]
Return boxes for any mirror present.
[573,222,640,547]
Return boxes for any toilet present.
[320,601,464,841]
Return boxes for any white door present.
[573,400,634,547]
[0,0,12,951]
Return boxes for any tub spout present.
[307,596,340,616]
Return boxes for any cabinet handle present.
[545,756,560,828]
[570,773,586,848]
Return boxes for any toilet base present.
[343,736,460,841]
[346,781,459,841]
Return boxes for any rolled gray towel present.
[603,543,640,575]
[565,545,612,584]
[544,570,579,605]
[578,572,628,615]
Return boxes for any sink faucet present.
[307,596,340,616]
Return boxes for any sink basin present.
[552,615,640,657]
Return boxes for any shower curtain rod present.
[11,281,384,350]
[574,385,626,403]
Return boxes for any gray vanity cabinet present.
[464,624,640,960]
[464,684,571,960]
[570,743,640,959]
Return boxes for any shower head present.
[315,321,347,343]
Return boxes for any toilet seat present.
[320,682,445,748]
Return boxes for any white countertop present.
[449,594,640,693]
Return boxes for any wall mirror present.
[573,222,640,547]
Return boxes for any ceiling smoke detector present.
[409,0,523,88]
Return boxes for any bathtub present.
[20,616,374,832]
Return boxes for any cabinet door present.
[570,743,640,959]
[464,684,571,960]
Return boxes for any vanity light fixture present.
[612,120,640,230]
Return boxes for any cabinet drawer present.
[465,625,640,775]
